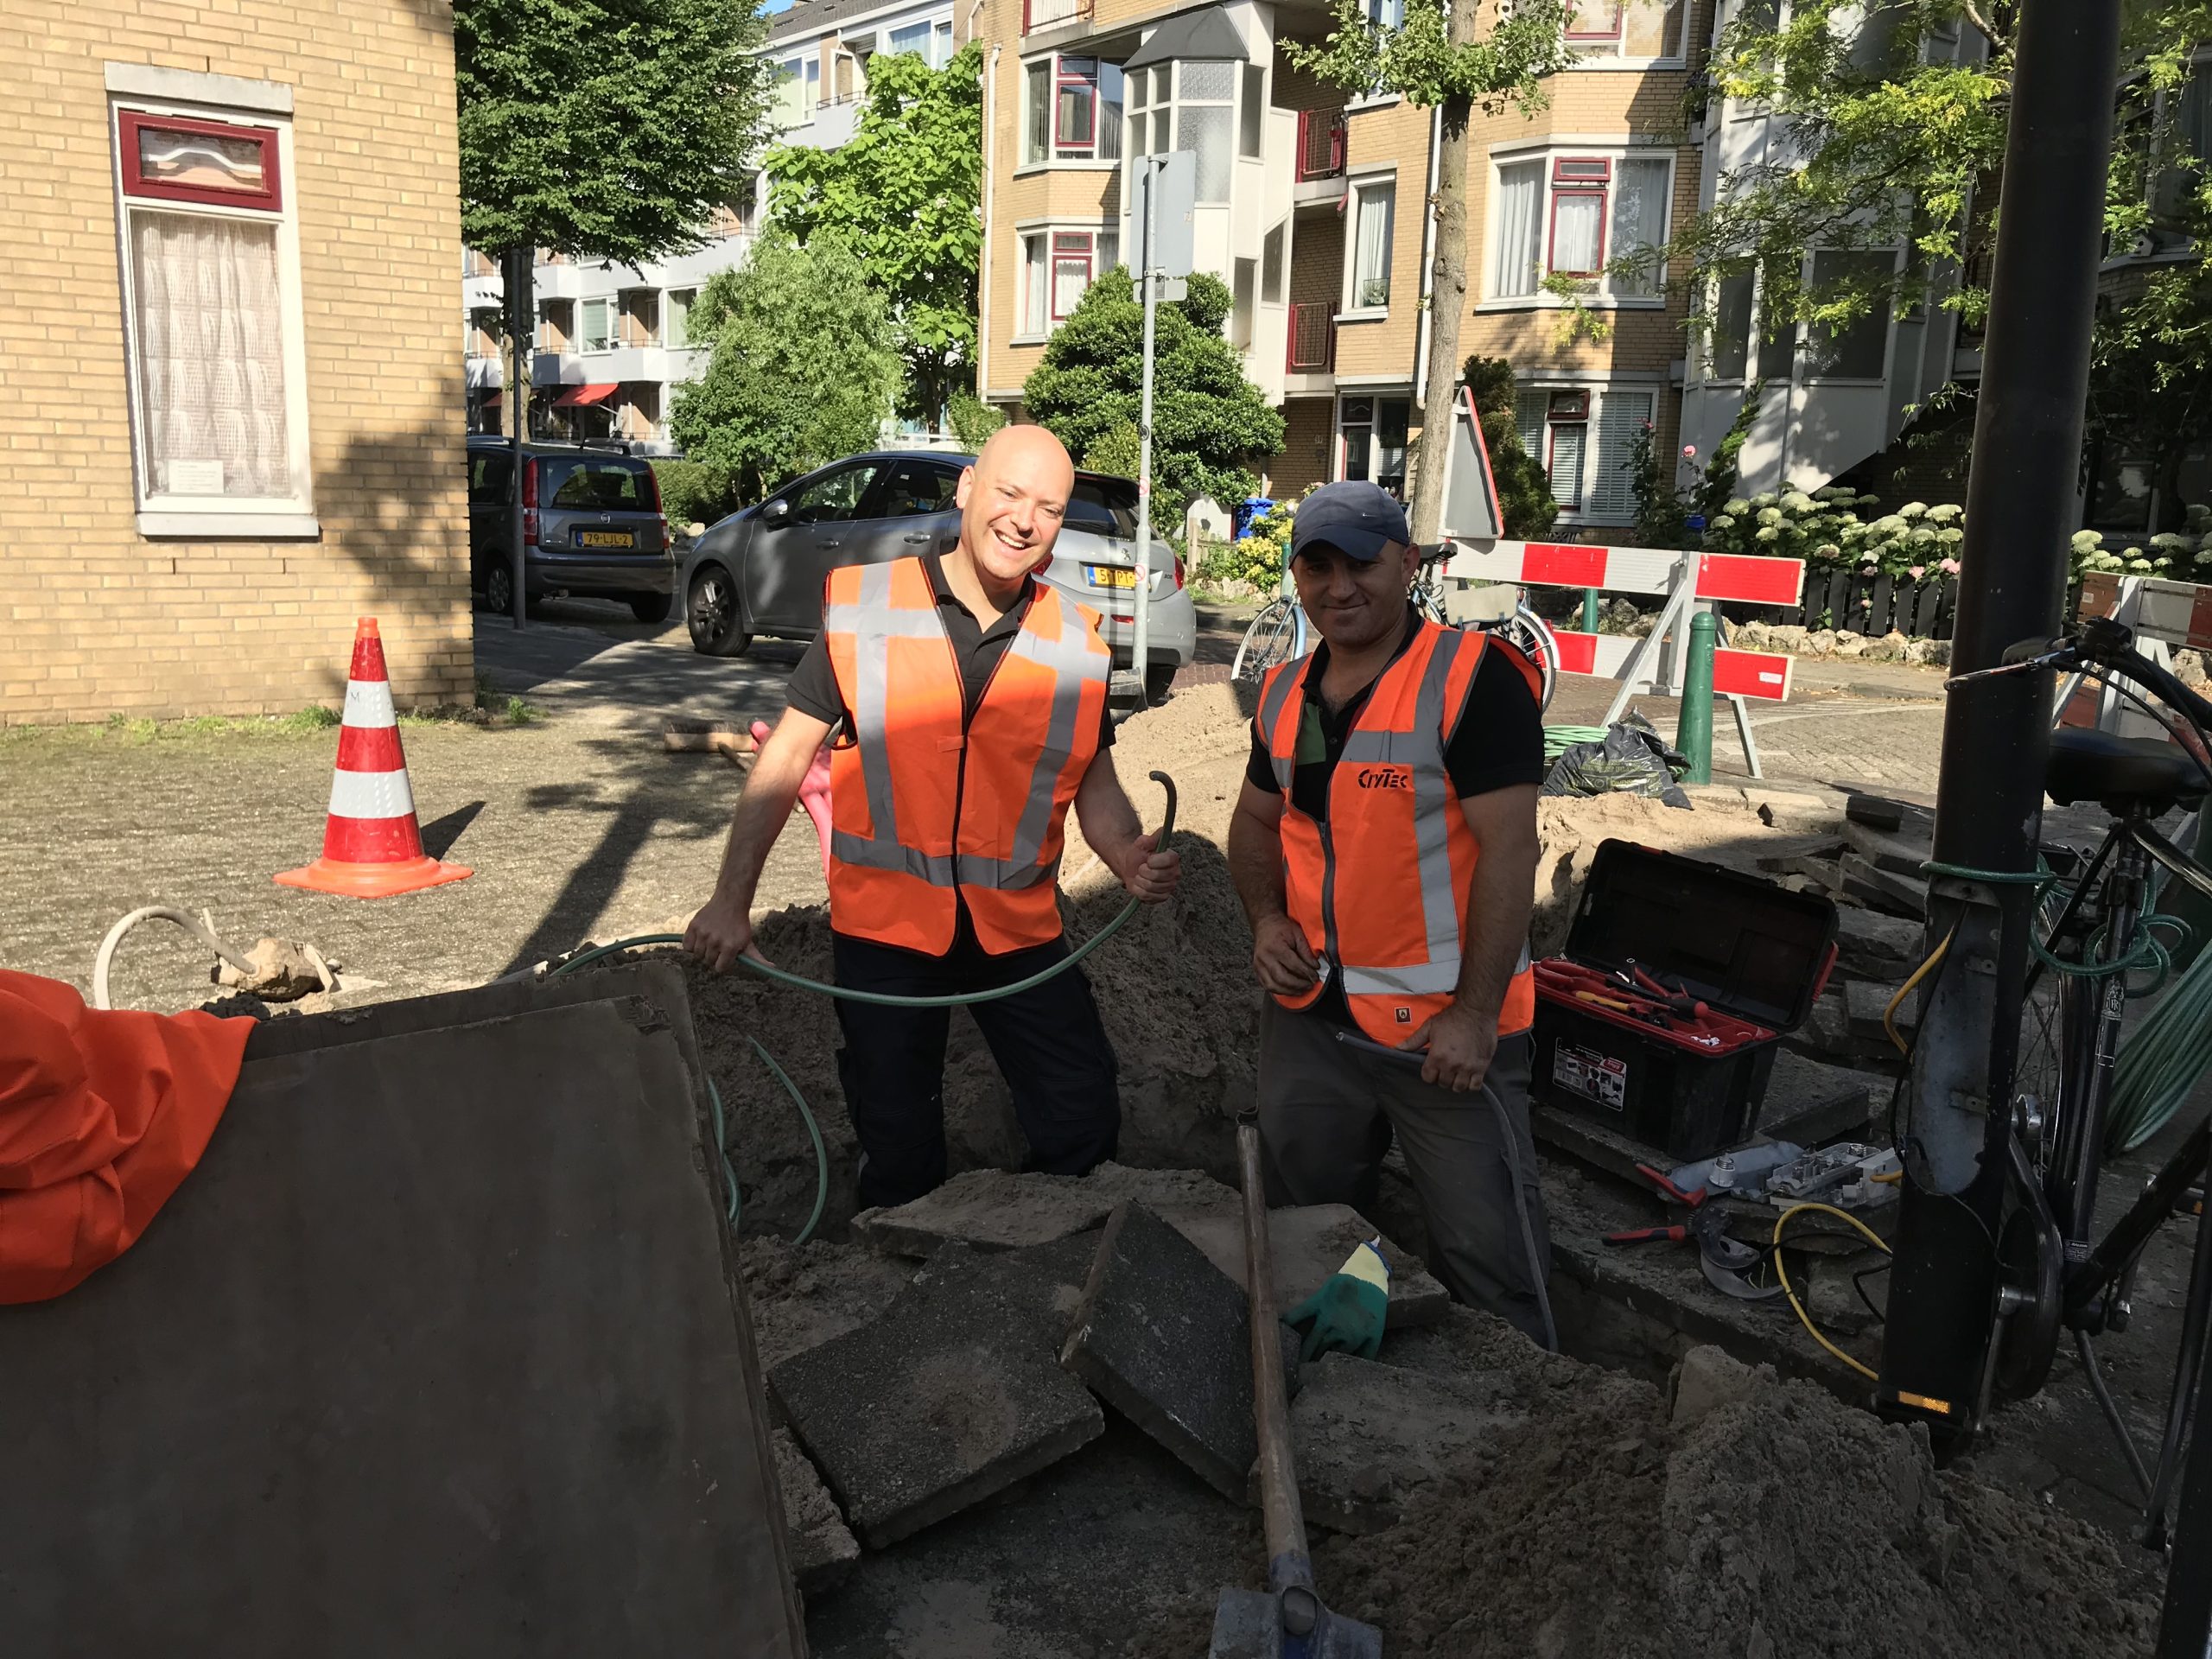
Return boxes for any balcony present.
[1287,302,1337,374]
[1295,109,1345,182]
[1021,0,1090,33]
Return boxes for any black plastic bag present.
[1541,710,1691,808]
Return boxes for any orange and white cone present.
[275,619,473,899]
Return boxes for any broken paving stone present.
[1282,1353,1522,1535]
[1846,976,1916,1039]
[1844,795,1908,833]
[1841,818,1933,876]
[1839,852,1929,918]
[851,1163,1242,1259]
[1834,904,1927,975]
[1060,1201,1259,1503]
[771,1427,859,1599]
[1169,1203,1450,1332]
[771,1241,1104,1548]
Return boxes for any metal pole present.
[1580,586,1599,633]
[1133,159,1159,705]
[504,244,532,632]
[1875,0,2122,1448]
[1675,609,1716,785]
[2156,1287,2212,1656]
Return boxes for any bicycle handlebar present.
[1948,618,2212,741]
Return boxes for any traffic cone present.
[276,619,473,899]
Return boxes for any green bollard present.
[1675,608,1717,785]
[1580,587,1600,633]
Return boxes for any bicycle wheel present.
[1479,606,1560,715]
[1232,597,1306,683]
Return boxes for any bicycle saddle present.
[2044,727,2208,815]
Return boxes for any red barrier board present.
[1713,648,1794,702]
[1549,631,1600,675]
[1696,554,1806,607]
[1520,542,1611,588]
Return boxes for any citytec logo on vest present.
[1354,764,1412,791]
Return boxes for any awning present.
[1123,7,1248,68]
[553,383,620,409]
[480,390,502,406]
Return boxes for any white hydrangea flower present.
[1815,543,1841,559]
[2070,529,2104,550]
[2128,557,2158,572]
[1725,498,1751,515]
[1782,492,1816,512]
[1926,504,1962,523]
[1757,506,1784,525]
[1756,525,1781,542]
[1899,501,1929,518]
[2150,532,2190,551]
[1750,492,1778,509]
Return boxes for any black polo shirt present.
[785,549,1115,749]
[1245,606,1544,1026]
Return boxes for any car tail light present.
[643,463,670,550]
[1172,555,1186,589]
[522,456,540,547]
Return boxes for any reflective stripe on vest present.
[1257,622,1538,1043]
[823,556,1109,955]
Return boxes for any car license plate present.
[1084,564,1135,589]
[579,530,635,549]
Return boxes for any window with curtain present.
[582,298,613,353]
[115,100,308,517]
[1491,161,1542,298]
[666,289,696,350]
[1022,233,1047,332]
[1515,388,1548,459]
[1350,180,1394,308]
[1608,157,1669,296]
[1575,0,1688,60]
[1548,158,1608,277]
[1589,391,1655,521]
[1025,60,1051,162]
[1052,232,1094,318]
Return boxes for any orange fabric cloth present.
[0,969,250,1303]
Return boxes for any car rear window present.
[1067,476,1137,538]
[540,457,650,511]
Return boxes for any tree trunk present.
[1409,86,1475,545]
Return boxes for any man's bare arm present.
[1074,748,1179,902]
[1451,784,1541,1025]
[683,705,835,971]
[1228,779,1318,995]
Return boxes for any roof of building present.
[1122,6,1249,68]
[766,0,929,47]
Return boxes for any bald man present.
[687,427,1180,1209]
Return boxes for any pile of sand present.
[609,687,1806,1236]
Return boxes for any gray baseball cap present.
[1290,480,1410,563]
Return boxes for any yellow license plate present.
[1085,564,1135,589]
[580,530,635,548]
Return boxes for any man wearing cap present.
[1225,480,1553,1341]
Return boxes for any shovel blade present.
[1210,1588,1383,1659]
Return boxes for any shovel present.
[1209,1109,1384,1659]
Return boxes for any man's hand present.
[1251,914,1319,996]
[1119,830,1181,904]
[1400,1000,1497,1094]
[684,894,769,975]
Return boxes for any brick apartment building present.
[1,0,474,723]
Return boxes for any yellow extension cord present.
[1885,927,1955,1057]
[1772,1201,1893,1382]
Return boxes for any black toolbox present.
[1530,839,1839,1160]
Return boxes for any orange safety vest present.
[823,556,1110,956]
[1255,620,1539,1045]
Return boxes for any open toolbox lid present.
[1560,838,1839,1033]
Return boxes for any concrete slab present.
[1841,817,1934,875]
[0,963,806,1659]
[1834,904,1927,975]
[771,1240,1104,1548]
[1839,852,1929,918]
[1169,1203,1452,1331]
[850,1163,1243,1259]
[1758,1049,1881,1147]
[1282,1353,1522,1535]
[1847,976,1916,1040]
[772,1427,860,1599]
[1060,1201,1258,1501]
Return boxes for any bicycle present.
[1942,616,2212,1554]
[1228,544,1562,715]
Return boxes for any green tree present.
[1287,0,1573,543]
[1659,2,2212,527]
[1021,269,1287,537]
[456,0,777,260]
[765,43,984,423]
[667,234,902,501]
[1463,355,1558,538]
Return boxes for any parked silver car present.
[465,437,675,621]
[679,449,1197,702]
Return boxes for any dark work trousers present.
[1256,997,1553,1343]
[832,919,1121,1211]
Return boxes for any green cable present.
[1543,725,1610,764]
[748,1034,829,1247]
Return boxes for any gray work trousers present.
[1255,997,1554,1343]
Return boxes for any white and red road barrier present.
[275,619,474,899]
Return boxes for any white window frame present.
[1019,52,1123,170]
[778,54,821,127]
[1342,173,1396,319]
[581,296,614,354]
[666,287,698,351]
[1564,0,1691,68]
[1510,380,1658,527]
[1014,221,1117,339]
[1480,143,1675,309]
[108,73,315,538]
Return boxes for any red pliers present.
[1604,1164,1711,1247]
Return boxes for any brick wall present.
[1,1,471,723]
[1272,397,1335,498]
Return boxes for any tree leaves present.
[665,233,902,501]
[1023,270,1287,536]
[763,43,985,419]
[456,0,779,260]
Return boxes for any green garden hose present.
[549,771,1179,1243]
[1543,725,1609,764]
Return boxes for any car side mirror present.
[762,498,791,527]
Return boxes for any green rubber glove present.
[1282,1238,1391,1362]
